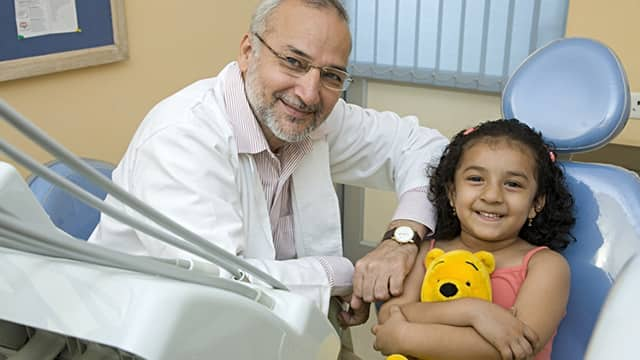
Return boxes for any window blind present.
[343,0,569,92]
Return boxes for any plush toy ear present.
[425,248,445,268]
[474,251,496,274]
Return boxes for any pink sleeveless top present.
[429,240,554,359]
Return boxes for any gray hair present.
[250,0,349,35]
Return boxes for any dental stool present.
[502,37,640,359]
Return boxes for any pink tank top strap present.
[520,246,549,275]
[429,239,437,250]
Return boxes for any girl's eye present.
[505,181,522,188]
[467,176,482,182]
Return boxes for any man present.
[89,0,447,328]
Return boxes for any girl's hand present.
[372,305,409,355]
[471,303,539,360]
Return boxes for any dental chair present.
[502,37,640,359]
[27,158,114,240]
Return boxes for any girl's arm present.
[399,299,537,359]
[377,242,429,323]
[374,306,533,360]
[377,240,538,359]
[511,249,571,353]
[390,248,568,358]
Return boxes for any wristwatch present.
[383,226,421,245]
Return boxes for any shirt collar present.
[223,62,270,154]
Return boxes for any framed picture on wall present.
[0,0,128,82]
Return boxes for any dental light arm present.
[0,98,286,291]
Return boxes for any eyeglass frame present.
[252,32,352,92]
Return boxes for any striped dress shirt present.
[223,67,430,287]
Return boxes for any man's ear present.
[238,33,253,73]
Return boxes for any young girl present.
[373,119,575,360]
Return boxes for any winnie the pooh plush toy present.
[386,248,495,360]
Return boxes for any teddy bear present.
[386,248,495,360]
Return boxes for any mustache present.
[275,92,320,114]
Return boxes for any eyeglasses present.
[253,33,352,92]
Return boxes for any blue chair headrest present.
[27,159,114,240]
[502,37,630,154]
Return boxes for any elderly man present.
[89,0,447,341]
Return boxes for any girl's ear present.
[446,184,456,207]
[529,195,546,218]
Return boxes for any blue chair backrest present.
[502,37,640,359]
[27,159,114,240]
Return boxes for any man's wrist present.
[382,220,426,245]
[380,238,415,252]
[386,220,428,239]
[382,227,421,245]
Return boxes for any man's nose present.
[294,68,322,106]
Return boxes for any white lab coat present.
[89,62,447,313]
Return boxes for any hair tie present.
[549,151,556,163]
[462,127,477,136]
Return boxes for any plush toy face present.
[420,248,495,303]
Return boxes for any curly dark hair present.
[428,119,575,251]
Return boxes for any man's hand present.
[337,294,371,327]
[351,239,418,308]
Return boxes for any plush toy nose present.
[440,282,458,298]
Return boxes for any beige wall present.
[0,1,259,176]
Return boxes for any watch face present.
[394,226,415,243]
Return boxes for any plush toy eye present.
[466,281,471,287]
